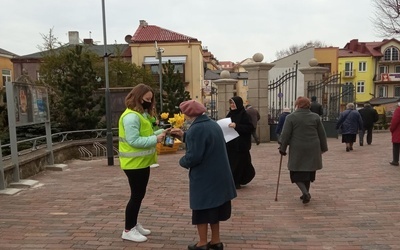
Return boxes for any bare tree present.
[275,40,328,59]
[372,0,400,37]
[37,27,63,51]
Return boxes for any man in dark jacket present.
[310,96,323,116]
[358,103,379,146]
[246,104,261,145]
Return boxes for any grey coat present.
[179,115,237,210]
[279,108,328,172]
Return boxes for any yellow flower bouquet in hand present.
[168,113,185,128]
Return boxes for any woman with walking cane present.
[277,96,328,204]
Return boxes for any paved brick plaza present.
[0,131,399,250]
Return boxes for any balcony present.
[342,70,356,79]
[379,73,400,82]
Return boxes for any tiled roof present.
[0,48,18,57]
[131,23,198,43]
[340,39,385,57]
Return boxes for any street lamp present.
[101,0,114,166]
[155,42,164,112]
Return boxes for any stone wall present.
[2,139,118,188]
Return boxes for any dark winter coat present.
[336,109,363,135]
[310,101,323,116]
[275,112,290,135]
[246,105,260,131]
[179,114,237,210]
[279,108,328,172]
[390,107,400,143]
[359,106,379,129]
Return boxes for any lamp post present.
[155,42,164,112]
[101,0,114,166]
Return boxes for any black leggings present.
[124,167,150,230]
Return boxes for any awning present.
[143,56,187,65]
[369,97,400,105]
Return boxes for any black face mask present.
[142,100,152,110]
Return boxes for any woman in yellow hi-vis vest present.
[119,84,167,243]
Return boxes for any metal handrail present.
[0,128,119,159]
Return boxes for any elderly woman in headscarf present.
[278,96,328,204]
[171,100,236,250]
[226,96,255,189]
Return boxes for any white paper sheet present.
[217,118,239,143]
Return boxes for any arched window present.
[384,47,399,61]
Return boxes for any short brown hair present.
[125,84,156,116]
[295,96,311,109]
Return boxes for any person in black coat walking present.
[245,104,261,145]
[226,96,255,189]
[310,96,323,116]
[358,103,379,146]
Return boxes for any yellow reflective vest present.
[118,109,157,170]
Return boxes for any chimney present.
[349,39,358,51]
[139,20,148,27]
[84,38,93,45]
[68,31,80,45]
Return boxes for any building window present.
[2,69,11,84]
[359,62,366,72]
[379,65,389,80]
[395,86,400,97]
[36,71,41,81]
[378,85,388,97]
[344,62,353,76]
[384,47,399,61]
[396,65,400,73]
[342,82,354,103]
[243,79,248,86]
[357,81,365,93]
[150,65,159,74]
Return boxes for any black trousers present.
[359,126,373,144]
[124,167,150,230]
[392,143,400,163]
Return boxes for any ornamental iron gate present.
[306,72,356,138]
[268,61,298,125]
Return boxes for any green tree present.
[39,45,104,131]
[159,60,190,116]
[93,44,155,88]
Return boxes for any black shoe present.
[389,161,399,166]
[207,242,223,250]
[346,147,350,152]
[188,243,208,250]
[349,146,353,151]
[300,194,304,200]
[360,142,363,146]
[256,140,260,145]
[302,193,311,204]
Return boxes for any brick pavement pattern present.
[1,132,400,250]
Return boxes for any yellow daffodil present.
[160,112,169,120]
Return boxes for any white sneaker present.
[121,227,147,242]
[136,223,151,236]
[150,163,159,168]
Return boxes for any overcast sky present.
[0,0,383,63]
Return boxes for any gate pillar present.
[242,53,275,143]
[214,70,238,120]
[299,58,329,97]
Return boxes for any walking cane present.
[275,154,283,201]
